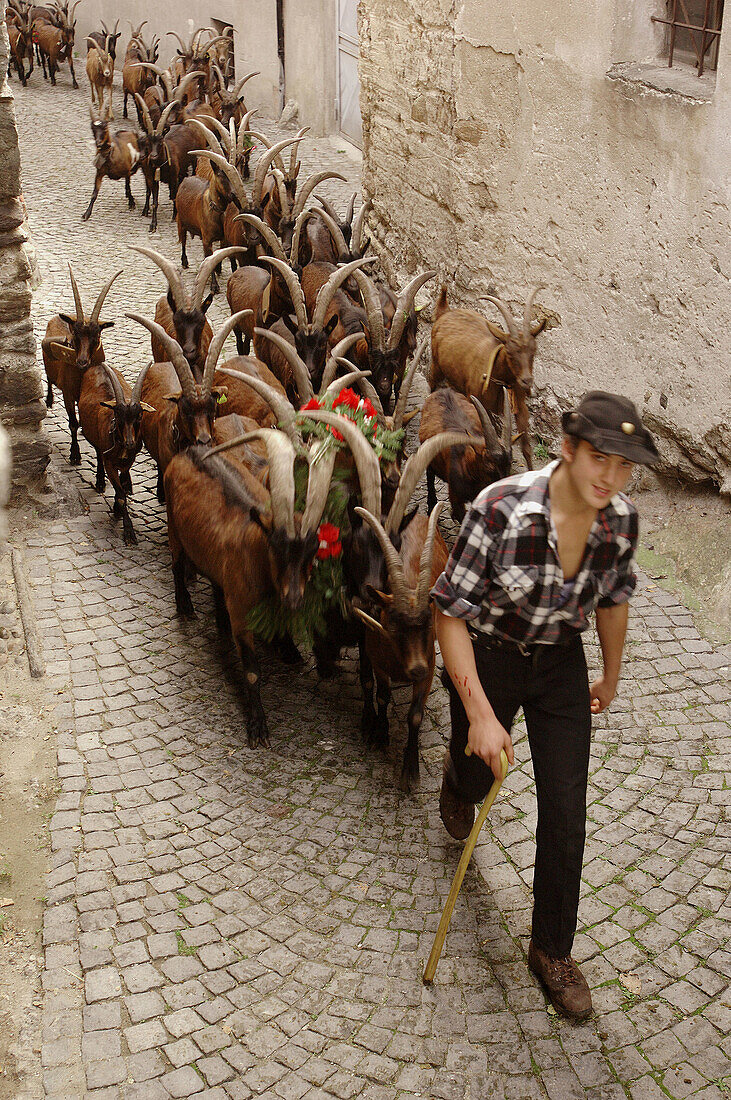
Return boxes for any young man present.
[432,391,659,1019]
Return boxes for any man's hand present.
[590,674,618,714]
[467,712,514,781]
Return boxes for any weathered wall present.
[0,1,51,500]
[73,0,338,133]
[359,0,731,492]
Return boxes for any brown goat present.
[82,110,144,221]
[85,38,114,120]
[419,389,513,523]
[77,361,153,544]
[430,285,547,470]
[174,161,233,294]
[8,9,34,84]
[164,426,338,746]
[122,26,157,122]
[42,267,121,464]
[33,3,79,87]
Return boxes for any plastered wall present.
[359,0,731,492]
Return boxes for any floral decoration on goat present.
[299,387,403,463]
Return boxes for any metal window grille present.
[652,0,724,75]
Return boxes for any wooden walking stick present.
[423,748,509,985]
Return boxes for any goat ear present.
[201,292,214,313]
[164,394,181,404]
[212,387,228,404]
[398,506,418,534]
[364,583,391,607]
[49,341,77,363]
[166,286,175,309]
[485,319,508,342]
[324,314,338,337]
[280,312,297,336]
[260,190,271,211]
[99,400,117,409]
[58,313,77,327]
[99,320,115,331]
[249,506,271,532]
[140,402,156,413]
[531,317,548,336]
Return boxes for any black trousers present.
[444,634,591,958]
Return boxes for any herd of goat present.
[10,15,548,791]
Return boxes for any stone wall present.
[0,0,50,501]
[359,0,731,493]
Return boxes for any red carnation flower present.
[301,397,321,412]
[361,398,378,420]
[333,387,360,411]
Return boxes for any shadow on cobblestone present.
[8,69,731,1100]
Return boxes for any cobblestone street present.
[6,68,731,1100]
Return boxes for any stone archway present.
[0,0,51,507]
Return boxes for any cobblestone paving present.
[10,70,731,1100]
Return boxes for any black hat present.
[562,391,659,465]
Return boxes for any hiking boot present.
[439,754,474,840]
[528,940,593,1019]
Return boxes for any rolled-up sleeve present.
[597,511,638,608]
[431,498,502,620]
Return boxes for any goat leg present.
[68,54,78,88]
[124,175,136,210]
[150,178,160,233]
[46,380,54,409]
[106,459,137,545]
[401,681,429,793]
[155,466,166,505]
[179,227,189,269]
[93,449,106,493]
[426,466,438,514]
[373,673,391,748]
[170,547,196,619]
[514,391,533,471]
[232,627,270,748]
[212,584,231,635]
[63,393,81,464]
[123,90,128,118]
[82,170,104,221]
[358,636,377,741]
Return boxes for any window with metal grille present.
[652,0,724,75]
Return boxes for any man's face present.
[562,437,634,509]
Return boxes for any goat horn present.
[290,209,314,267]
[130,359,153,405]
[271,168,291,218]
[190,150,248,206]
[302,412,382,518]
[258,257,308,331]
[217,367,299,442]
[346,191,357,225]
[203,311,253,395]
[417,501,445,609]
[193,247,248,309]
[185,116,226,156]
[254,326,314,404]
[316,195,339,223]
[126,313,197,401]
[292,170,347,219]
[287,126,309,178]
[198,115,231,152]
[470,395,499,452]
[388,270,437,351]
[67,263,85,323]
[128,245,187,311]
[333,360,385,425]
[351,269,385,353]
[523,285,544,339]
[101,362,125,407]
[165,30,187,53]
[354,506,408,604]
[351,199,371,256]
[258,430,296,537]
[483,295,518,338]
[175,70,206,101]
[129,20,147,36]
[386,431,479,534]
[252,135,302,209]
[233,214,287,264]
[312,257,377,333]
[301,436,337,536]
[90,268,123,325]
[134,92,154,136]
[392,333,429,431]
[314,208,350,261]
[484,318,509,342]
[320,332,366,391]
[155,97,179,137]
[245,130,285,171]
[321,368,372,404]
[209,59,225,87]
[233,70,259,99]
[235,110,256,160]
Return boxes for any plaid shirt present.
[432,461,638,646]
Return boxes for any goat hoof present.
[176,603,196,620]
[94,480,105,493]
[246,722,270,749]
[123,530,138,547]
[315,657,338,680]
[275,636,302,665]
[399,763,419,794]
[69,450,81,466]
